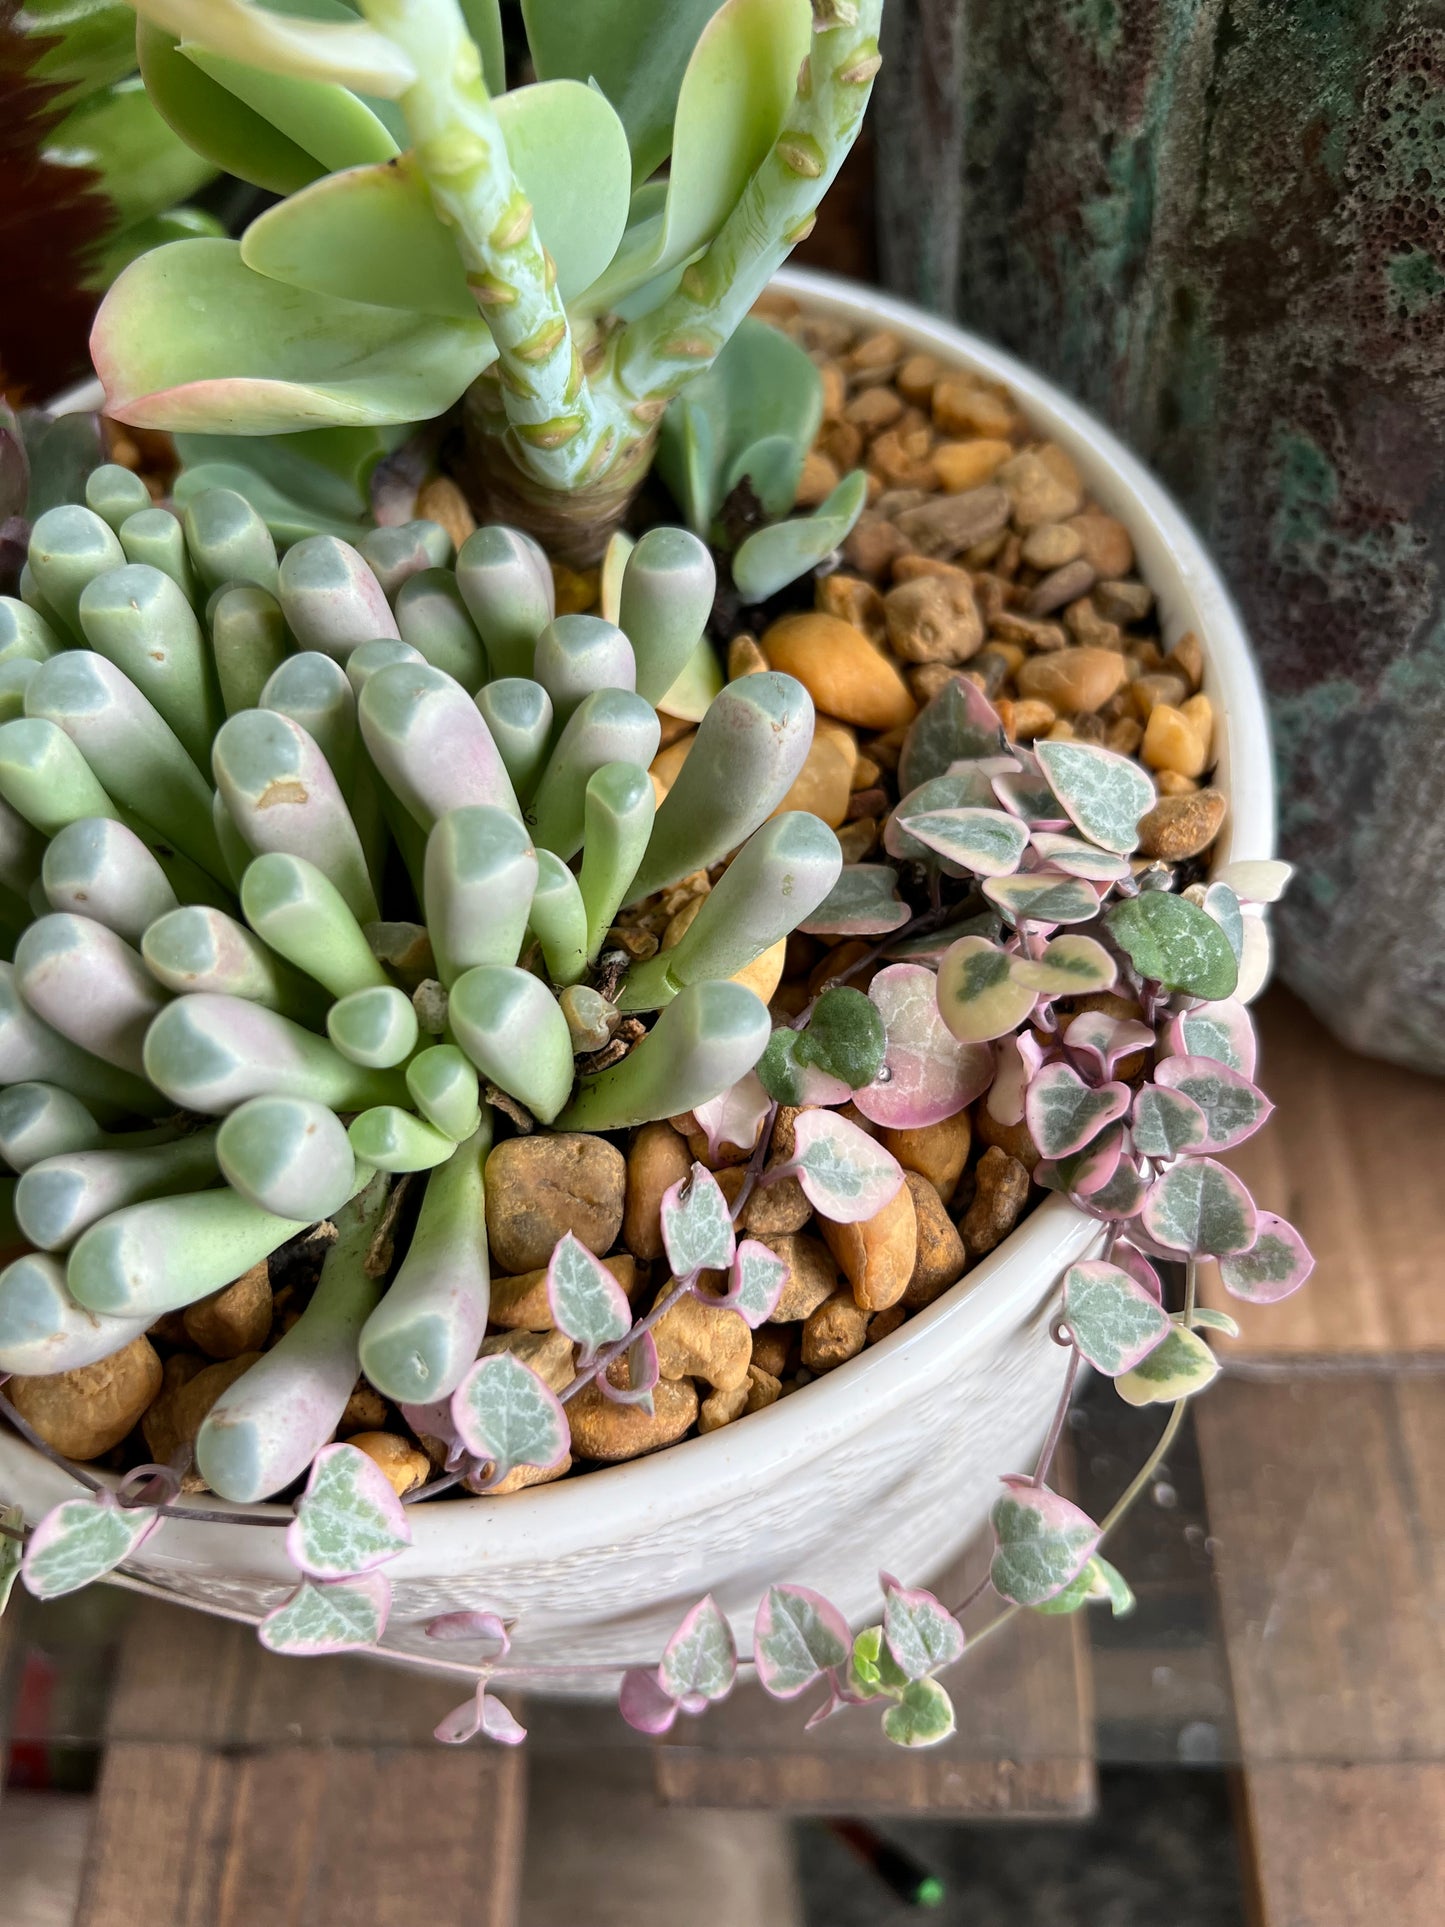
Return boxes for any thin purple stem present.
[1030,1345,1080,1488]
[558,1270,700,1407]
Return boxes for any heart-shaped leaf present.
[1063,1010,1156,1078]
[799,864,910,938]
[286,1442,412,1579]
[1028,831,1132,882]
[1141,1157,1257,1256]
[795,985,888,1090]
[1062,1260,1173,1376]
[984,873,1102,928]
[1033,1554,1135,1617]
[779,1108,905,1224]
[755,1028,853,1108]
[885,909,1004,965]
[547,1231,634,1362]
[1214,858,1293,905]
[1084,1155,1149,1220]
[660,1162,737,1277]
[1155,1056,1273,1151]
[936,935,1037,1045]
[658,1594,737,1703]
[1009,934,1118,997]
[425,1611,511,1652]
[1034,738,1156,855]
[989,1477,1101,1608]
[1200,881,1245,960]
[619,1665,683,1734]
[884,771,995,863]
[896,806,1030,877]
[1191,1306,1240,1337]
[732,471,869,604]
[436,1682,529,1746]
[882,1676,956,1748]
[847,1623,909,1700]
[450,1353,571,1483]
[1106,891,1239,1000]
[717,1239,789,1328]
[753,1583,851,1699]
[1218,1212,1315,1304]
[22,1498,160,1601]
[259,1572,391,1655]
[1112,1240,1164,1303]
[993,762,1066,825]
[898,679,1007,792]
[691,1072,773,1162]
[1043,1122,1124,1200]
[852,963,992,1129]
[1131,1083,1208,1159]
[881,1576,966,1680]
[1115,1323,1220,1406]
[1026,1061,1131,1159]
[1166,999,1257,1079]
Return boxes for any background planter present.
[0,271,1275,1684]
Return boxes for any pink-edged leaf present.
[804,1679,848,1730]
[753,1584,852,1698]
[885,771,996,863]
[984,872,1102,928]
[479,1691,528,1746]
[1034,737,1156,855]
[660,1163,736,1278]
[619,1665,680,1733]
[1163,998,1258,1079]
[547,1231,633,1363]
[896,806,1030,877]
[987,1030,1046,1127]
[450,1353,570,1483]
[596,1330,659,1412]
[1116,1323,1220,1406]
[425,1611,511,1653]
[852,962,992,1129]
[717,1239,789,1328]
[1112,1239,1164,1303]
[1142,1156,1257,1256]
[691,1072,771,1162]
[22,1497,160,1601]
[1063,1010,1156,1078]
[880,1575,966,1679]
[1009,932,1118,998]
[881,1676,957,1747]
[936,935,1038,1045]
[1131,1082,1208,1160]
[779,1109,905,1224]
[799,864,910,937]
[1045,1122,1123,1199]
[259,1572,391,1656]
[1063,1260,1173,1376]
[898,676,1007,791]
[399,1395,468,1472]
[989,1476,1102,1607]
[992,751,1067,826]
[1218,1212,1316,1304]
[1026,1061,1130,1159]
[1155,1056,1274,1151]
[658,1594,737,1704]
[286,1442,412,1580]
[435,1680,527,1745]
[1082,1156,1149,1220]
[1028,831,1133,882]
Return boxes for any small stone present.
[750,1325,793,1377]
[997,696,1057,741]
[796,449,841,507]
[932,380,1014,439]
[998,445,1085,529]
[1136,787,1227,861]
[774,717,857,828]
[800,1289,868,1373]
[1169,630,1204,689]
[490,1252,640,1331]
[819,1181,918,1312]
[1066,509,1133,577]
[653,1287,752,1390]
[896,353,944,404]
[1107,716,1145,757]
[11,1336,163,1461]
[1065,596,1123,651]
[480,1326,577,1393]
[1142,693,1213,778]
[932,438,1013,493]
[908,663,963,706]
[902,1172,967,1310]
[761,611,916,730]
[733,938,787,1005]
[728,633,769,680]
[1156,770,1199,796]
[975,1105,1041,1171]
[1020,522,1085,571]
[815,572,887,644]
[843,515,909,577]
[819,360,846,418]
[347,1431,431,1498]
[485,1133,626,1273]
[879,1112,971,1204]
[566,1376,698,1461]
[819,418,865,475]
[1017,645,1128,715]
[342,1383,390,1433]
[757,1233,840,1321]
[182,1260,272,1360]
[846,386,904,434]
[143,1352,259,1484]
[1093,578,1153,625]
[883,574,984,664]
[866,1305,908,1345]
[893,486,1010,560]
[960,1147,1031,1258]
[416,475,476,549]
[740,1164,812,1237]
[1131,672,1190,721]
[847,328,903,373]
[482,1454,573,1496]
[1026,558,1097,617]
[868,426,936,491]
[698,1381,750,1433]
[623,1121,695,1263]
[744,1363,782,1413]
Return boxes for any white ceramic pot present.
[0,270,1275,1687]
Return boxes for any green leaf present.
[1106,891,1240,1000]
[546,1230,633,1358]
[1131,1082,1208,1159]
[984,873,1102,928]
[137,21,327,194]
[882,1580,966,1680]
[1026,1062,1130,1159]
[882,1676,956,1747]
[451,1352,571,1482]
[731,471,869,604]
[753,1583,851,1698]
[989,1479,1101,1608]
[1008,933,1118,997]
[799,864,910,939]
[658,1593,737,1703]
[179,43,400,173]
[795,985,887,1090]
[784,1108,906,1224]
[259,1572,390,1655]
[936,935,1037,1045]
[1116,1322,1220,1406]
[1033,1554,1135,1617]
[660,1162,736,1277]
[1141,1156,1257,1257]
[898,680,1006,793]
[897,805,1030,878]
[21,1497,159,1601]
[1034,738,1156,856]
[286,1442,412,1579]
[46,75,217,231]
[1191,1306,1240,1337]
[1062,1259,1172,1377]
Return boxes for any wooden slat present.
[1238,1765,1445,1927]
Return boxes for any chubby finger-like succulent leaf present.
[1034,738,1156,855]
[546,1231,633,1362]
[1062,1260,1172,1377]
[1218,1212,1316,1304]
[259,1572,391,1656]
[1131,1083,1208,1160]
[897,805,1029,878]
[731,471,868,604]
[984,872,1101,928]
[660,1162,736,1278]
[450,1352,570,1484]
[717,1238,789,1328]
[779,1108,905,1225]
[753,1583,851,1699]
[898,679,1007,793]
[22,1497,160,1601]
[1141,1156,1257,1257]
[798,864,910,939]
[286,1441,412,1579]
[1154,1056,1273,1151]
[1115,1322,1220,1406]
[936,936,1037,1045]
[989,1476,1101,1608]
[1106,891,1240,1001]
[881,1676,956,1748]
[1008,934,1117,998]
[881,1576,966,1680]
[658,1593,737,1704]
[691,1072,771,1162]
[1025,1062,1130,1160]
[1166,999,1257,1079]
[852,962,992,1129]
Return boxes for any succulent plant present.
[0,475,845,1496]
[90,0,881,567]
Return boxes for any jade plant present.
[88,0,880,584]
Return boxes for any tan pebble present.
[879,1113,972,1205]
[932,438,1013,492]
[1156,769,1199,795]
[484,1133,626,1273]
[893,486,1010,561]
[1094,578,1153,625]
[1020,523,1085,571]
[1047,720,1076,742]
[902,1172,967,1310]
[991,609,1067,651]
[1005,697,1057,741]
[1065,596,1123,651]
[846,386,904,434]
[1169,630,1204,689]
[801,1289,868,1372]
[848,329,903,372]
[932,380,1014,439]
[774,719,857,828]
[1136,787,1227,861]
[752,289,801,324]
[960,1147,1031,1258]
[975,1105,1041,1171]
[866,1305,908,1346]
[1026,557,1097,618]
[976,640,1024,684]
[341,1383,389,1433]
[698,1381,750,1433]
[346,1431,431,1498]
[897,353,943,405]
[869,427,936,491]
[662,894,705,950]
[480,1326,577,1393]
[416,476,477,549]
[795,448,841,508]
[1106,716,1145,757]
[649,732,695,798]
[815,572,887,644]
[1142,695,1212,778]
[551,563,600,617]
[852,754,882,792]
[1131,672,1190,721]
[1128,638,1166,675]
[182,1260,272,1360]
[842,514,910,578]
[566,1376,698,1461]
[757,1233,840,1321]
[819,360,846,419]
[482,1454,573,1495]
[733,937,787,1004]
[1066,509,1133,577]
[998,445,1085,528]
[761,611,916,730]
[654,714,694,753]
[908,663,963,706]
[744,1363,783,1413]
[750,1325,793,1377]
[884,574,983,665]
[741,1167,812,1237]
[11,1337,163,1461]
[1017,645,1127,715]
[818,418,864,474]
[142,1352,258,1480]
[728,633,769,679]
[819,1180,918,1312]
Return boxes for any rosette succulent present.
[0,475,845,1500]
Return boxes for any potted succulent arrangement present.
[0,0,1313,1751]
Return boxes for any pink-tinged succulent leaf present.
[885,909,1004,966]
[1141,1157,1257,1257]
[22,1497,160,1602]
[596,1330,659,1412]
[450,1353,570,1483]
[1028,831,1133,882]
[780,1109,905,1224]
[1062,1261,1173,1376]
[1218,1212,1316,1304]
[895,806,1030,877]
[717,1240,789,1328]
[1033,738,1156,855]
[660,1163,736,1278]
[658,1594,737,1704]
[1063,1010,1156,1079]
[1106,891,1239,1001]
[1026,1062,1131,1160]
[1154,1057,1274,1151]
[987,1030,1046,1126]
[691,1072,771,1162]
[984,872,1102,928]
[619,1665,680,1734]
[1081,1156,1149,1220]
[799,864,910,937]
[881,1677,957,1748]
[1163,998,1258,1079]
[852,963,992,1129]
[1200,881,1244,960]
[425,1611,511,1653]
[1191,1307,1240,1338]
[1112,1240,1164,1303]
[880,1576,966,1680]
[1116,1323,1220,1407]
[480,1692,528,1746]
[435,1681,528,1746]
[936,935,1038,1045]
[259,1572,391,1655]
[753,1584,852,1698]
[898,677,1007,792]
[399,1395,465,1470]
[1009,933,1118,998]
[989,1476,1102,1608]
[1131,1083,1208,1160]
[547,1231,633,1363]
[286,1441,412,1579]
[804,1680,849,1730]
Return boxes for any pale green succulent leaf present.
[179,44,400,173]
[137,21,327,194]
[731,470,869,605]
[45,75,217,231]
[127,0,416,96]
